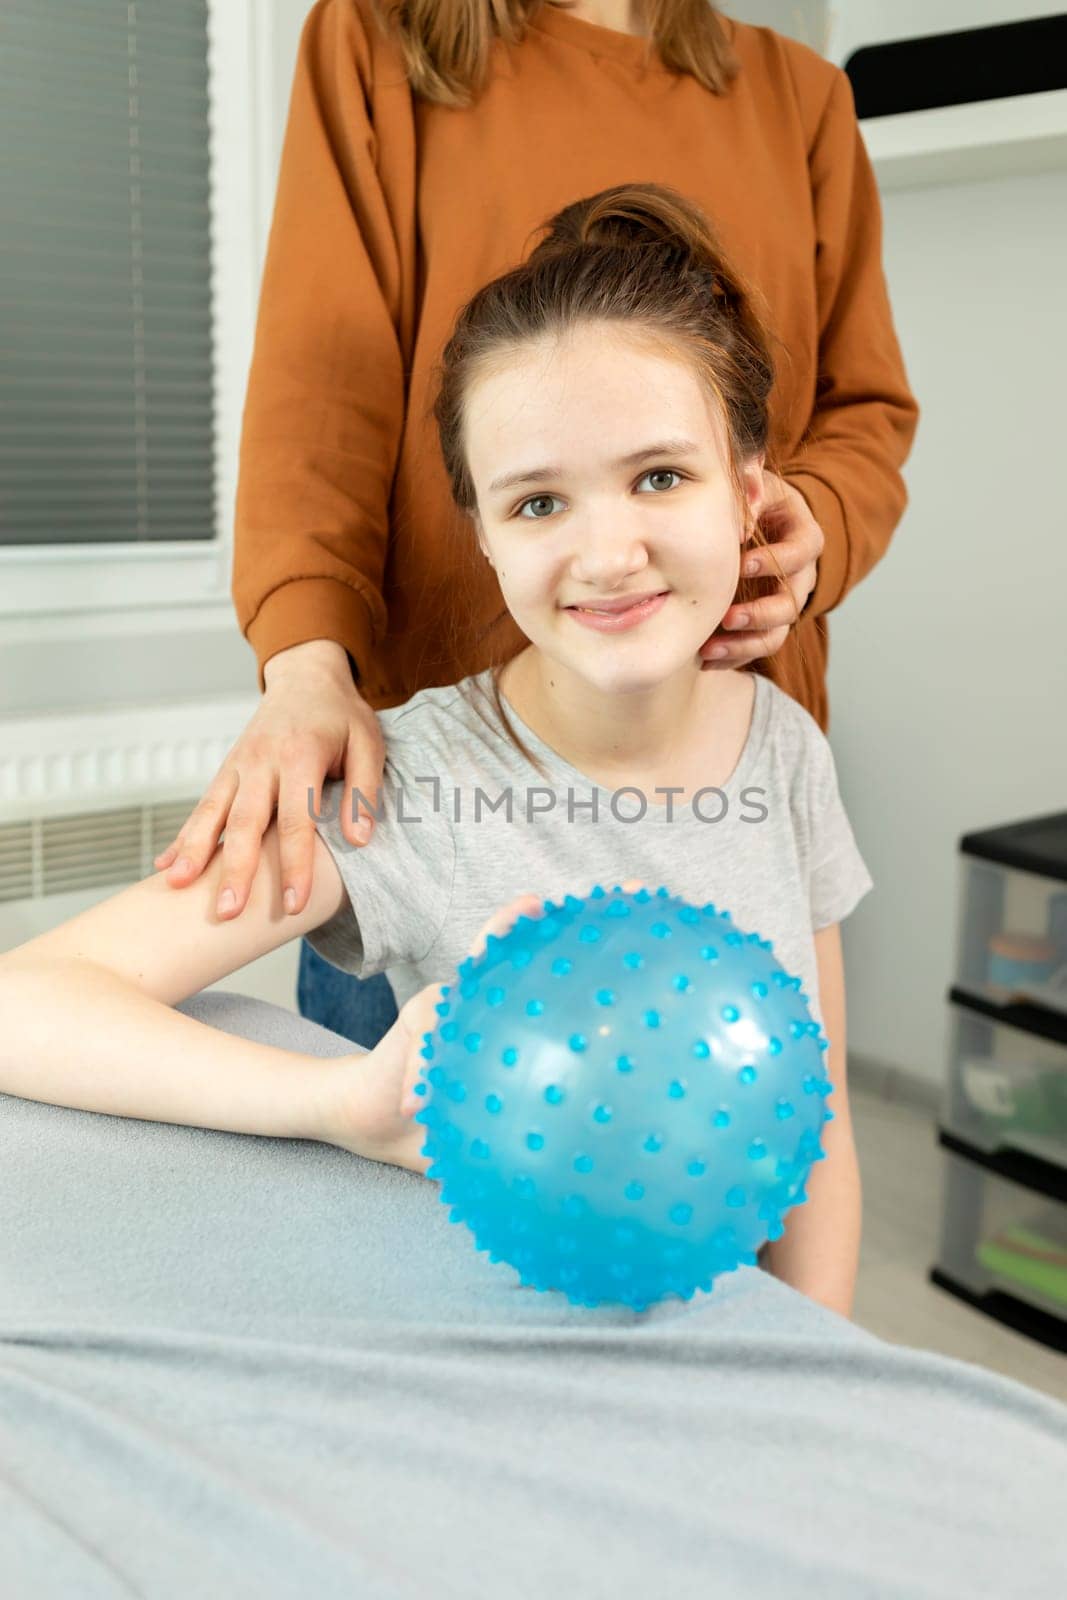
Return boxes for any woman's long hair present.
[372,1,740,107]
[428,181,793,775]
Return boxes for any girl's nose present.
[569,522,650,584]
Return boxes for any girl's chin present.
[515,608,719,674]
[538,641,706,686]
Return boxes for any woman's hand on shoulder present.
[153,640,385,921]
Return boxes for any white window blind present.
[1,0,218,548]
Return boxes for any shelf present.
[934,812,1067,1353]
[937,1126,1067,1205]
[929,1267,1067,1355]
[932,1143,1067,1352]
[862,88,1067,190]
[953,1122,1067,1183]
[948,984,1067,1048]
[959,809,1067,883]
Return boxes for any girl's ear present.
[472,512,493,566]
[740,454,767,536]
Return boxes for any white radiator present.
[0,698,301,1010]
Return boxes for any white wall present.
[720,0,829,52]
[832,164,1067,1083]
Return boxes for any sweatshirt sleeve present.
[231,0,409,692]
[780,62,920,620]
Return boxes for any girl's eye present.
[515,469,685,520]
[641,468,683,493]
[517,493,561,520]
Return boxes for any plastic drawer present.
[931,1137,1067,1353]
[955,853,1067,1011]
[943,992,1067,1172]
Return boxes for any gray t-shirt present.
[306,669,873,1027]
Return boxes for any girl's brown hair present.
[428,180,794,776]
[372,1,740,108]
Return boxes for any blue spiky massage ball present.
[412,885,834,1311]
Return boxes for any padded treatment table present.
[1,989,1065,1598]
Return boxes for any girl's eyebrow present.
[488,437,702,495]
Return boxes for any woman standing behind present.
[154,0,918,1043]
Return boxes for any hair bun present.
[535,183,745,325]
[540,183,705,262]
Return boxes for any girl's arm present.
[759,921,863,1318]
[0,824,355,1141]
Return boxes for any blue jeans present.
[297,939,399,1051]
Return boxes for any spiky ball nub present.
[412,885,834,1312]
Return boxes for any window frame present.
[0,0,268,620]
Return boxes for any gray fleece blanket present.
[1,989,1064,1598]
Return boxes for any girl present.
[0,184,870,1318]
[152,0,918,1063]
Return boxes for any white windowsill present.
[0,541,233,616]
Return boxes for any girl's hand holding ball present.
[321,882,649,1175]
[320,893,549,1174]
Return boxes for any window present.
[0,0,260,616]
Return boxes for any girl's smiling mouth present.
[564,591,670,631]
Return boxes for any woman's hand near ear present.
[153,640,386,920]
[700,471,824,670]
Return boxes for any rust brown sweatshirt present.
[232,0,919,732]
